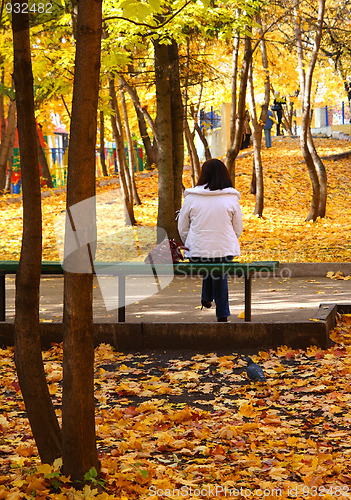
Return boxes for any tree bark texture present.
[229,32,239,145]
[0,67,6,140]
[0,99,16,192]
[119,84,141,205]
[154,40,178,241]
[226,34,252,183]
[168,40,184,216]
[108,75,136,225]
[62,0,102,482]
[99,110,108,176]
[12,8,62,465]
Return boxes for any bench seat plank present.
[0,261,279,323]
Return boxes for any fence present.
[199,107,221,131]
[325,102,351,126]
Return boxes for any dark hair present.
[196,158,233,191]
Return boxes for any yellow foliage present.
[0,138,350,263]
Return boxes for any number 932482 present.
[6,2,53,13]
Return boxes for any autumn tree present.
[154,38,183,240]
[294,0,327,221]
[108,73,136,224]
[247,11,271,217]
[226,31,253,181]
[119,82,141,205]
[119,72,159,169]
[11,7,62,464]
[62,0,102,482]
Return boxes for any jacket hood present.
[184,185,241,200]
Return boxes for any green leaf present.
[84,467,98,480]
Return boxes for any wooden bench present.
[0,260,279,323]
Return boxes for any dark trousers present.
[189,256,234,319]
[276,110,283,136]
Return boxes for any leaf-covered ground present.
[1,137,351,498]
[1,314,351,498]
[0,136,350,262]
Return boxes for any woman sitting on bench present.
[177,158,243,322]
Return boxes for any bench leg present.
[244,272,252,322]
[118,274,126,322]
[0,275,5,321]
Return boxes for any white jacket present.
[177,185,243,258]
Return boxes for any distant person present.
[263,108,275,148]
[272,92,286,136]
[241,110,252,149]
[177,159,243,322]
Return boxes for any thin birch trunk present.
[99,110,108,176]
[226,34,252,182]
[108,74,135,225]
[119,83,141,205]
[294,0,326,221]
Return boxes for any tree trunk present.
[4,114,16,192]
[193,120,211,160]
[119,83,141,205]
[118,74,158,148]
[108,75,136,225]
[247,14,271,217]
[168,40,184,216]
[118,74,158,169]
[0,99,16,192]
[229,32,240,145]
[12,7,62,465]
[226,34,252,182]
[295,0,326,221]
[154,40,178,241]
[37,129,54,188]
[300,118,320,221]
[99,110,108,176]
[184,121,200,185]
[282,104,293,135]
[247,73,263,215]
[250,162,256,194]
[136,105,158,169]
[252,130,264,216]
[62,0,102,482]
[0,67,5,139]
[307,127,327,217]
[183,40,200,184]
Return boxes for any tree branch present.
[103,1,191,30]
